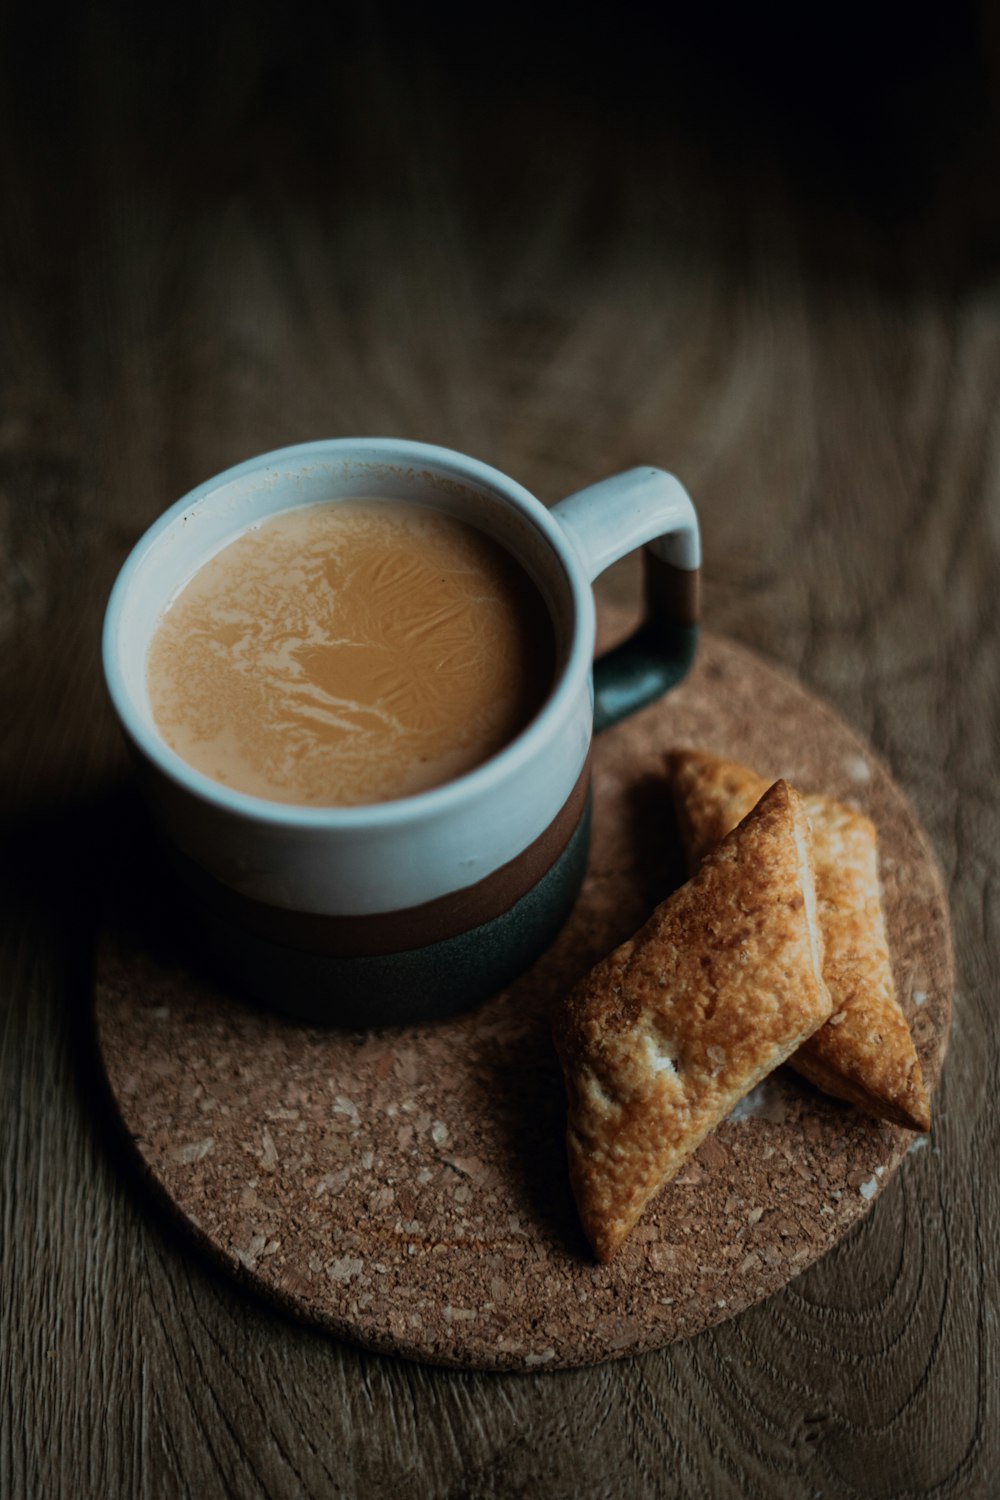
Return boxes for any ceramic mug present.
[103,438,700,1025]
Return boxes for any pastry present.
[554,780,831,1262]
[668,749,930,1132]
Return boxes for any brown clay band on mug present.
[170,753,593,959]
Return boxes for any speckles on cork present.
[331,1095,360,1128]
[326,1256,365,1284]
[443,1305,478,1323]
[173,1137,215,1164]
[525,1348,557,1366]
[725,1079,788,1124]
[259,1131,278,1172]
[236,1233,281,1270]
[314,1168,351,1197]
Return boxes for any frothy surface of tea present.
[147,500,554,805]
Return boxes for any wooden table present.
[3,11,996,1497]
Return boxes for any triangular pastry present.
[554,780,831,1262]
[668,749,930,1132]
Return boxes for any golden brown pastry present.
[554,780,831,1262]
[668,749,930,1132]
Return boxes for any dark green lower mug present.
[188,799,592,1027]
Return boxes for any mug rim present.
[102,437,597,831]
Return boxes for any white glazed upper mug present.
[103,438,700,1025]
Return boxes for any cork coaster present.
[94,630,952,1370]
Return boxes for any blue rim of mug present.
[102,438,597,831]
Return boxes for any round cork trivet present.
[94,630,952,1370]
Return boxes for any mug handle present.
[550,468,701,732]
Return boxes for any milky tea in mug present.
[146,499,557,807]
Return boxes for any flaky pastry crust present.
[554,781,831,1262]
[668,749,930,1132]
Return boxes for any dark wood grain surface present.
[2,7,997,1497]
